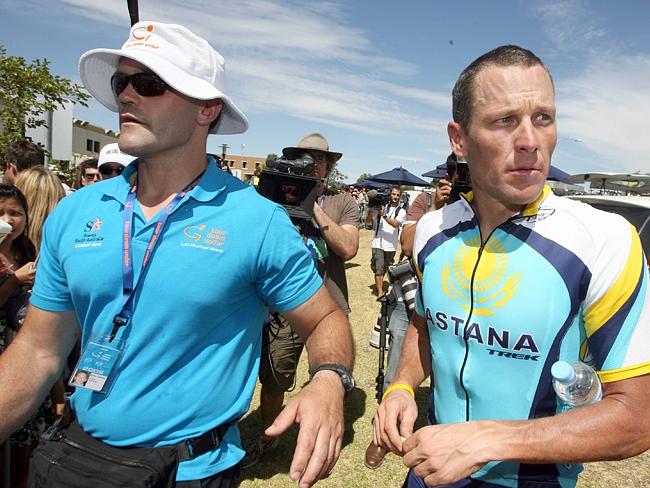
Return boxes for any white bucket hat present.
[79,21,248,135]
[98,143,136,168]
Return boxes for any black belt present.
[176,424,230,461]
[62,406,229,461]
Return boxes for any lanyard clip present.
[110,315,130,342]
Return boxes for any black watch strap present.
[310,363,355,394]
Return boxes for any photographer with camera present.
[243,133,359,468]
[400,152,469,257]
[370,186,406,300]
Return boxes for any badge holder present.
[69,334,124,395]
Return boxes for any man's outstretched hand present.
[264,370,345,488]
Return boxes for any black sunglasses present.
[111,72,170,98]
[99,164,123,176]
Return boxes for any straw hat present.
[282,133,342,162]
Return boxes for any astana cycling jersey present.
[412,186,650,488]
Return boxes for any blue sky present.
[2,0,649,183]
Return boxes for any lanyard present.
[110,169,205,341]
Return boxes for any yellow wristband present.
[382,383,415,401]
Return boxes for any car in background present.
[566,195,650,265]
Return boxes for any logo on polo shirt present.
[86,217,103,233]
[75,217,105,248]
[181,224,226,253]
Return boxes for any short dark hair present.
[452,45,553,133]
[391,185,402,194]
[74,158,99,189]
[3,140,45,172]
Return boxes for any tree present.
[0,45,90,155]
[48,159,77,186]
[356,172,373,183]
[326,166,347,192]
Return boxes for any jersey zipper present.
[458,229,493,421]
[457,203,539,421]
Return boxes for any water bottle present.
[551,361,602,407]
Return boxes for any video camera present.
[257,154,321,236]
[366,189,389,208]
[265,154,316,176]
[446,153,471,203]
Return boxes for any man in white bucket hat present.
[97,142,135,179]
[0,21,353,488]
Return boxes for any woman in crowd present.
[15,166,66,252]
[0,185,59,488]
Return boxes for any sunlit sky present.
[2,0,649,182]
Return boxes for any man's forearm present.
[0,307,79,440]
[304,307,354,371]
[285,286,354,371]
[0,331,66,439]
[400,223,416,258]
[383,215,401,228]
[484,374,650,465]
[391,314,431,390]
[313,205,359,261]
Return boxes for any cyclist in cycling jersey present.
[372,44,650,488]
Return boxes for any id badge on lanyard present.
[68,167,205,394]
[69,335,124,394]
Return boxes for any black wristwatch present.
[310,363,356,395]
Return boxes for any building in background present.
[10,104,268,182]
[219,153,267,182]
[24,103,75,163]
[23,105,118,167]
[71,118,119,164]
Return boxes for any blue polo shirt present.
[31,159,323,481]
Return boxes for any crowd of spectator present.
[0,139,135,487]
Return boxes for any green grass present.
[237,228,650,487]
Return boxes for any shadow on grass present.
[237,386,367,484]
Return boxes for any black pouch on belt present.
[28,420,228,488]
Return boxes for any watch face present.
[313,365,355,393]
[342,374,355,391]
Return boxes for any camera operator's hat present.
[282,133,342,162]
[79,21,248,135]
